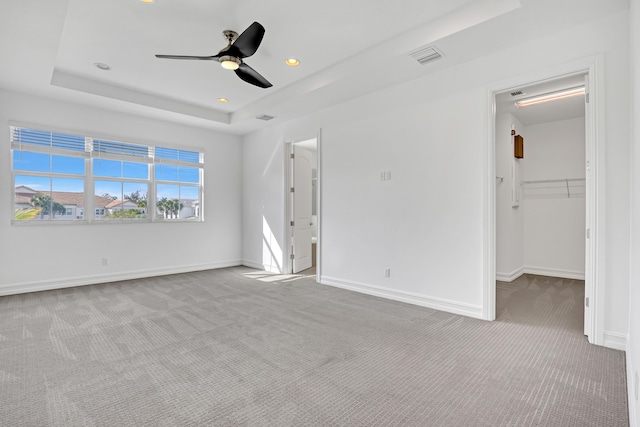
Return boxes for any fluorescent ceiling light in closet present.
[515,86,585,108]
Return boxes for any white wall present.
[0,90,243,293]
[241,126,287,273]
[627,0,640,424]
[496,113,525,281]
[242,11,631,336]
[523,118,586,278]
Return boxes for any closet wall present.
[496,112,525,280]
[523,117,586,278]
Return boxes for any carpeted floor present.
[0,268,628,426]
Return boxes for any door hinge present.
[290,253,295,260]
[585,297,589,308]
[290,187,295,193]
[586,228,590,239]
[290,220,295,226]
[290,153,295,159]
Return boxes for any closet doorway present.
[486,61,606,345]
[495,73,587,330]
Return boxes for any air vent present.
[409,46,443,65]
[256,114,275,121]
[510,90,525,97]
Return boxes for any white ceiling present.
[0,0,629,135]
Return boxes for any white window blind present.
[92,138,152,162]
[154,146,203,166]
[11,127,88,156]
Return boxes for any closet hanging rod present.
[521,178,585,185]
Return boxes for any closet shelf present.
[521,178,585,199]
[521,178,585,184]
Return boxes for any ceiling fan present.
[155,21,272,89]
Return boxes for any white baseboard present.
[496,267,525,282]
[0,260,242,296]
[242,260,282,273]
[497,266,585,282]
[603,330,628,351]
[523,266,585,281]
[321,276,483,319]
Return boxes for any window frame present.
[154,155,204,221]
[10,124,204,225]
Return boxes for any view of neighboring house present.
[105,199,142,213]
[14,186,114,220]
[156,198,199,219]
[14,186,198,220]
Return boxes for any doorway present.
[285,137,320,277]
[484,58,606,346]
[495,73,587,331]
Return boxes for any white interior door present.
[292,146,313,273]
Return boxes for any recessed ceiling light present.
[217,98,229,103]
[285,58,300,67]
[93,62,111,71]
[139,0,155,3]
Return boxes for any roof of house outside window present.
[15,186,116,208]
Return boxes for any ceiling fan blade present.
[155,54,220,60]
[232,22,265,58]
[235,62,272,88]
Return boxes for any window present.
[12,128,88,222]
[10,126,204,223]
[92,139,151,221]
[155,147,203,220]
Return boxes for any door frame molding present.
[284,130,322,280]
[483,55,606,345]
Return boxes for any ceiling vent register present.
[256,114,275,121]
[409,46,443,65]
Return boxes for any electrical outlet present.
[384,268,391,278]
[380,172,386,181]
[385,171,391,181]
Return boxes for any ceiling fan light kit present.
[155,21,272,88]
[219,56,240,70]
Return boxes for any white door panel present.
[292,146,313,273]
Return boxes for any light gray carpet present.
[0,268,628,426]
